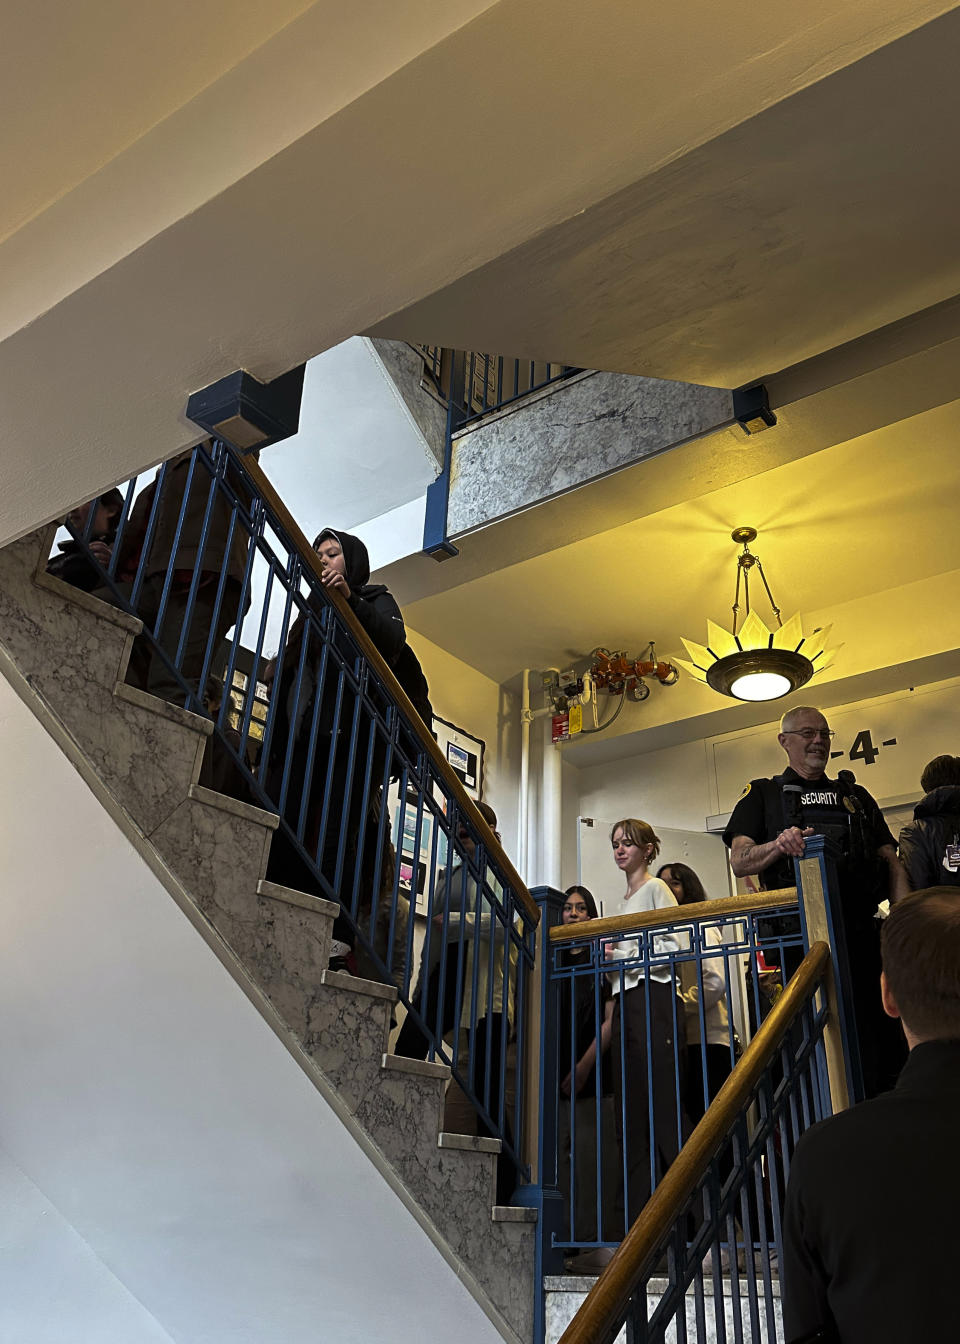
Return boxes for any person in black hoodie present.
[263,527,431,970]
[47,488,124,592]
[898,754,960,891]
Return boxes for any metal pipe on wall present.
[519,668,531,883]
[541,714,563,890]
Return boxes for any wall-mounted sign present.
[707,678,960,824]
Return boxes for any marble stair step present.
[438,1132,501,1154]
[493,1206,538,1223]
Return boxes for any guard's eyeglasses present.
[782,728,835,741]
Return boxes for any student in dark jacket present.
[898,754,960,890]
[47,489,124,592]
[264,528,431,968]
[782,887,960,1344]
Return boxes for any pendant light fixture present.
[676,527,839,702]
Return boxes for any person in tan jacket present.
[95,444,253,707]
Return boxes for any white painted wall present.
[0,669,505,1344]
[0,1145,176,1344]
[361,492,429,571]
[576,736,713,839]
[262,339,438,540]
[406,628,521,861]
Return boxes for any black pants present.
[846,920,907,1097]
[395,945,462,1059]
[557,1093,620,1244]
[396,947,516,1204]
[684,1042,734,1126]
[612,981,689,1232]
[776,918,906,1098]
[95,574,241,709]
[265,728,384,949]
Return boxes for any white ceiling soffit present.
[0,0,317,247]
[0,0,953,547]
[260,339,439,539]
[370,5,960,388]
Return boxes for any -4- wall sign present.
[829,729,898,768]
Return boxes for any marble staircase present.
[0,524,536,1344]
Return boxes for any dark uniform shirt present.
[723,768,894,924]
[724,768,905,1097]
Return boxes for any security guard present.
[723,705,909,1096]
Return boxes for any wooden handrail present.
[238,455,540,927]
[558,941,831,1344]
[549,888,797,944]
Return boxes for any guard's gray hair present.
[779,705,826,734]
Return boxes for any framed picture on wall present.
[434,716,485,800]
[389,784,449,915]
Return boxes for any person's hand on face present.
[87,540,112,564]
[315,536,351,600]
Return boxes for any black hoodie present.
[898,785,960,890]
[266,527,432,778]
[314,528,405,664]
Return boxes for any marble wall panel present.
[354,1061,447,1174]
[0,527,210,835]
[369,339,446,468]
[383,1139,533,1341]
[244,891,336,1036]
[303,981,396,1116]
[149,794,273,962]
[448,371,733,535]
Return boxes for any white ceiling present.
[3,0,958,551]
[0,0,317,244]
[372,5,960,387]
[263,338,438,535]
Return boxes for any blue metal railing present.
[544,892,812,1256]
[555,942,832,1344]
[412,344,581,432]
[623,948,830,1344]
[56,439,539,1176]
[454,351,581,429]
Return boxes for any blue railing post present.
[794,834,864,1104]
[514,883,565,1344]
[422,352,465,560]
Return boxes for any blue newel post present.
[515,884,566,1344]
[794,834,865,1106]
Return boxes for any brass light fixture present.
[676,527,840,702]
